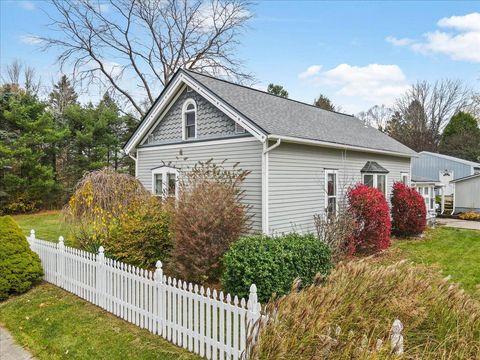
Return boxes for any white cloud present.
[385,36,414,46]
[437,12,480,31]
[386,12,480,63]
[302,63,409,110]
[298,65,322,79]
[20,35,43,45]
[18,1,35,11]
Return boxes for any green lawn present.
[12,210,67,242]
[0,283,199,360]
[394,226,480,298]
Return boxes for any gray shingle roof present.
[361,161,389,173]
[184,69,416,156]
[412,175,438,183]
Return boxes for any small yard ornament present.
[390,319,404,355]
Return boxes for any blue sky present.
[1,0,479,114]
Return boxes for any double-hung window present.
[401,172,409,185]
[152,167,179,199]
[183,99,197,140]
[325,169,338,215]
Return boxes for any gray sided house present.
[123,69,416,235]
[412,151,480,196]
[451,174,480,212]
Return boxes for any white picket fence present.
[27,230,261,360]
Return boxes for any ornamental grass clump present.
[391,182,427,237]
[249,260,480,360]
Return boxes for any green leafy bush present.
[221,233,332,302]
[104,197,174,269]
[0,216,43,300]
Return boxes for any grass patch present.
[12,211,67,242]
[0,283,199,360]
[393,226,480,298]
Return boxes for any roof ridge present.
[182,68,355,118]
[420,151,480,166]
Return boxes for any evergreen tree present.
[313,94,336,112]
[267,84,288,98]
[49,75,78,115]
[0,85,65,213]
[439,112,480,162]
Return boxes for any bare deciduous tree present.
[5,60,22,85]
[385,79,472,152]
[1,60,42,95]
[42,0,253,116]
[357,104,392,131]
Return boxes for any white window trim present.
[417,185,435,211]
[362,173,388,196]
[325,169,339,214]
[401,172,409,186]
[182,98,197,141]
[152,166,179,199]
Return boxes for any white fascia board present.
[124,72,266,154]
[181,74,266,142]
[136,136,259,152]
[268,134,417,158]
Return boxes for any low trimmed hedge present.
[0,216,43,300]
[221,233,332,303]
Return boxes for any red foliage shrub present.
[347,183,391,254]
[391,181,426,237]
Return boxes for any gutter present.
[262,138,281,235]
[263,138,281,154]
[267,134,417,158]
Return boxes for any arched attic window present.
[182,99,197,140]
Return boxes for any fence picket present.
[27,232,258,360]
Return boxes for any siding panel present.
[268,143,411,234]
[147,88,248,145]
[412,153,474,181]
[137,139,263,232]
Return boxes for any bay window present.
[362,173,387,195]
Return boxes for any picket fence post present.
[96,246,106,308]
[154,260,163,335]
[56,236,65,288]
[247,283,260,344]
[29,229,35,244]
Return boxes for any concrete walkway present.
[0,327,35,360]
[437,218,480,230]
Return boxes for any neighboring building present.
[412,151,480,196]
[451,174,480,212]
[123,69,416,235]
[411,175,444,222]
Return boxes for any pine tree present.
[313,94,336,112]
[49,75,78,114]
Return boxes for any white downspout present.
[122,149,138,177]
[262,139,281,235]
